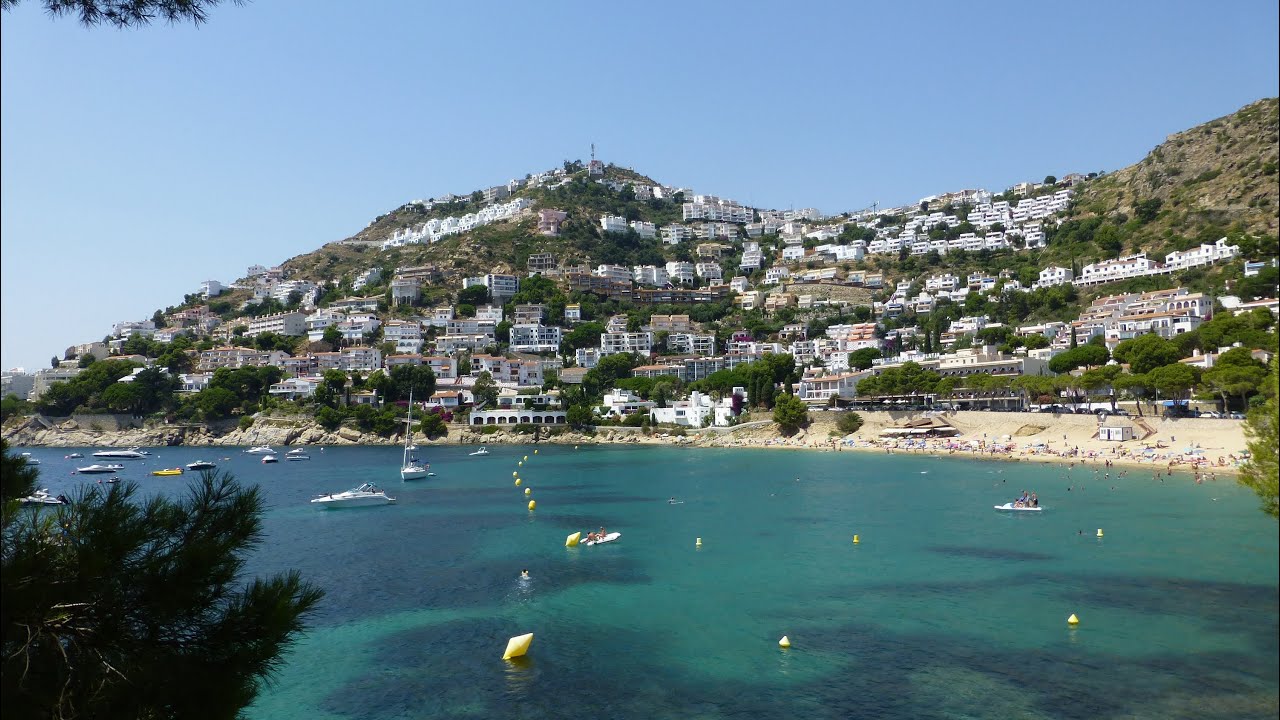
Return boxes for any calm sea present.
[20,445,1279,719]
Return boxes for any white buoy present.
[778,635,791,648]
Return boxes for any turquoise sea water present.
[20,445,1279,719]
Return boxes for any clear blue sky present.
[3,0,1277,372]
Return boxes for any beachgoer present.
[521,569,529,579]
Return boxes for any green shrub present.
[835,412,865,434]
[238,416,256,431]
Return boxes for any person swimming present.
[520,569,529,579]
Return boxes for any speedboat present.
[310,483,396,509]
[20,452,41,465]
[994,503,1043,512]
[261,455,278,464]
[243,445,275,455]
[186,460,217,470]
[584,532,622,546]
[92,447,148,460]
[20,489,66,505]
[151,468,184,476]
[285,449,311,461]
[469,447,490,456]
[66,452,84,459]
[77,464,124,474]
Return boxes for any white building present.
[649,389,743,427]
[600,215,630,234]
[633,265,670,286]
[665,261,695,284]
[599,388,656,419]
[595,264,633,283]
[246,311,307,337]
[1035,266,1074,289]
[601,332,653,356]
[200,280,224,299]
[382,320,423,354]
[695,262,723,281]
[630,221,657,239]
[509,323,563,353]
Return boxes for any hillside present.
[138,97,1278,348]
[1065,97,1279,255]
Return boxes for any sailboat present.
[400,390,432,481]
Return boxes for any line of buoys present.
[778,635,791,648]
[512,471,518,477]
[503,633,533,660]
[528,499,536,511]
[1067,613,1080,625]
[514,478,522,486]
[524,487,532,496]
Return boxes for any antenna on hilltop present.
[591,143,596,162]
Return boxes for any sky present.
[2,0,1278,372]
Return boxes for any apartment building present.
[601,331,654,356]
[246,311,306,338]
[509,324,563,353]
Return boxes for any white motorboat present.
[285,449,311,461]
[20,452,41,465]
[77,464,124,474]
[311,482,396,508]
[261,455,278,464]
[92,447,148,459]
[400,390,432,481]
[584,532,621,546]
[243,445,275,455]
[20,489,66,505]
[469,447,490,456]
[66,452,84,459]
[186,460,217,470]
[994,503,1043,513]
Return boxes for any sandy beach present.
[3,409,1251,478]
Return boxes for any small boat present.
[92,447,149,459]
[20,452,41,465]
[584,532,622,546]
[66,452,84,459]
[20,489,66,505]
[77,464,124,474]
[261,455,278,464]
[310,482,396,509]
[994,503,1043,513]
[186,460,217,470]
[151,468,184,476]
[243,445,275,455]
[469,447,490,456]
[285,449,311,461]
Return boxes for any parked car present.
[1229,412,1246,419]
[1075,407,1093,415]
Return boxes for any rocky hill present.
[1066,97,1278,254]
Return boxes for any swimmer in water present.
[520,569,529,579]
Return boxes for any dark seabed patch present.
[927,545,1057,562]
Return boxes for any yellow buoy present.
[575,445,579,449]
[527,500,536,511]
[502,632,534,660]
[565,531,581,547]
[514,478,522,486]
[1096,529,1104,538]
[513,471,518,477]
[518,461,523,467]
[778,635,791,648]
[524,487,532,496]
[695,537,703,547]
[523,456,528,462]
[1067,613,1080,625]
[534,449,538,455]
[852,534,860,544]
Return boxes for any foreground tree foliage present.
[1238,359,1278,518]
[1,0,240,27]
[1,441,322,718]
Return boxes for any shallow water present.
[19,445,1280,719]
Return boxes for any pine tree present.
[1,441,322,718]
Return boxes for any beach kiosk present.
[1098,422,1135,442]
